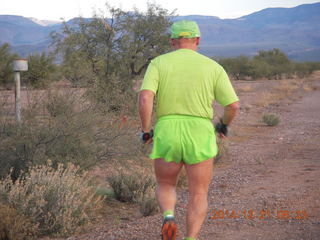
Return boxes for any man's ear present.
[196,37,200,46]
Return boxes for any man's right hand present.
[140,129,154,144]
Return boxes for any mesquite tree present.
[51,2,175,89]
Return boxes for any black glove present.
[140,129,154,143]
[215,119,228,136]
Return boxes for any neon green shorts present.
[150,115,218,165]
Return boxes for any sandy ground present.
[33,72,320,240]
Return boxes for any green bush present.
[218,55,252,80]
[0,86,142,180]
[0,163,103,237]
[0,43,19,89]
[88,75,138,115]
[262,114,280,126]
[95,187,116,200]
[22,52,56,89]
[217,48,320,80]
[51,3,173,88]
[45,89,77,117]
[0,91,98,179]
[253,49,292,79]
[108,172,156,203]
[293,62,320,78]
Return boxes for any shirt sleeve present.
[140,60,159,94]
[214,67,239,106]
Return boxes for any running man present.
[139,20,239,240]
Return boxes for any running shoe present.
[161,216,177,240]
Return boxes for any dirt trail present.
[199,78,320,240]
[65,74,320,240]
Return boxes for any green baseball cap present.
[170,20,201,39]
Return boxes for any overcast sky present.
[1,0,319,20]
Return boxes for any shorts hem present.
[150,152,218,165]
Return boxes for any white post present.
[12,59,28,124]
[14,71,21,123]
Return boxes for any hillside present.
[0,2,320,61]
[196,2,320,61]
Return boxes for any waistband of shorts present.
[158,114,211,122]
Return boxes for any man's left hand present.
[215,119,228,138]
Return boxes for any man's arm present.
[222,101,240,126]
[216,101,239,138]
[138,90,155,133]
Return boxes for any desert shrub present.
[0,88,140,179]
[139,198,159,216]
[253,49,292,79]
[45,90,77,117]
[217,49,320,80]
[0,91,98,179]
[22,52,56,89]
[262,114,280,126]
[293,62,320,78]
[88,75,138,116]
[51,3,173,89]
[0,202,37,240]
[218,55,252,80]
[59,51,98,87]
[0,43,19,89]
[0,118,98,180]
[250,58,273,79]
[107,172,156,203]
[95,187,116,200]
[0,163,103,237]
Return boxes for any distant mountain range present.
[28,18,62,27]
[1,2,320,61]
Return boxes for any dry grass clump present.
[108,171,158,216]
[273,80,299,92]
[237,84,253,93]
[303,84,318,91]
[139,198,159,217]
[0,163,103,237]
[107,172,156,203]
[256,80,305,107]
[256,92,287,107]
[255,78,317,107]
[0,202,37,240]
[262,114,280,126]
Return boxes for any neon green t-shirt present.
[140,48,239,119]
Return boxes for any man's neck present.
[176,46,198,51]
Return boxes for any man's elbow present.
[139,90,155,105]
[227,101,240,112]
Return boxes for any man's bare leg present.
[185,158,214,239]
[154,158,183,213]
